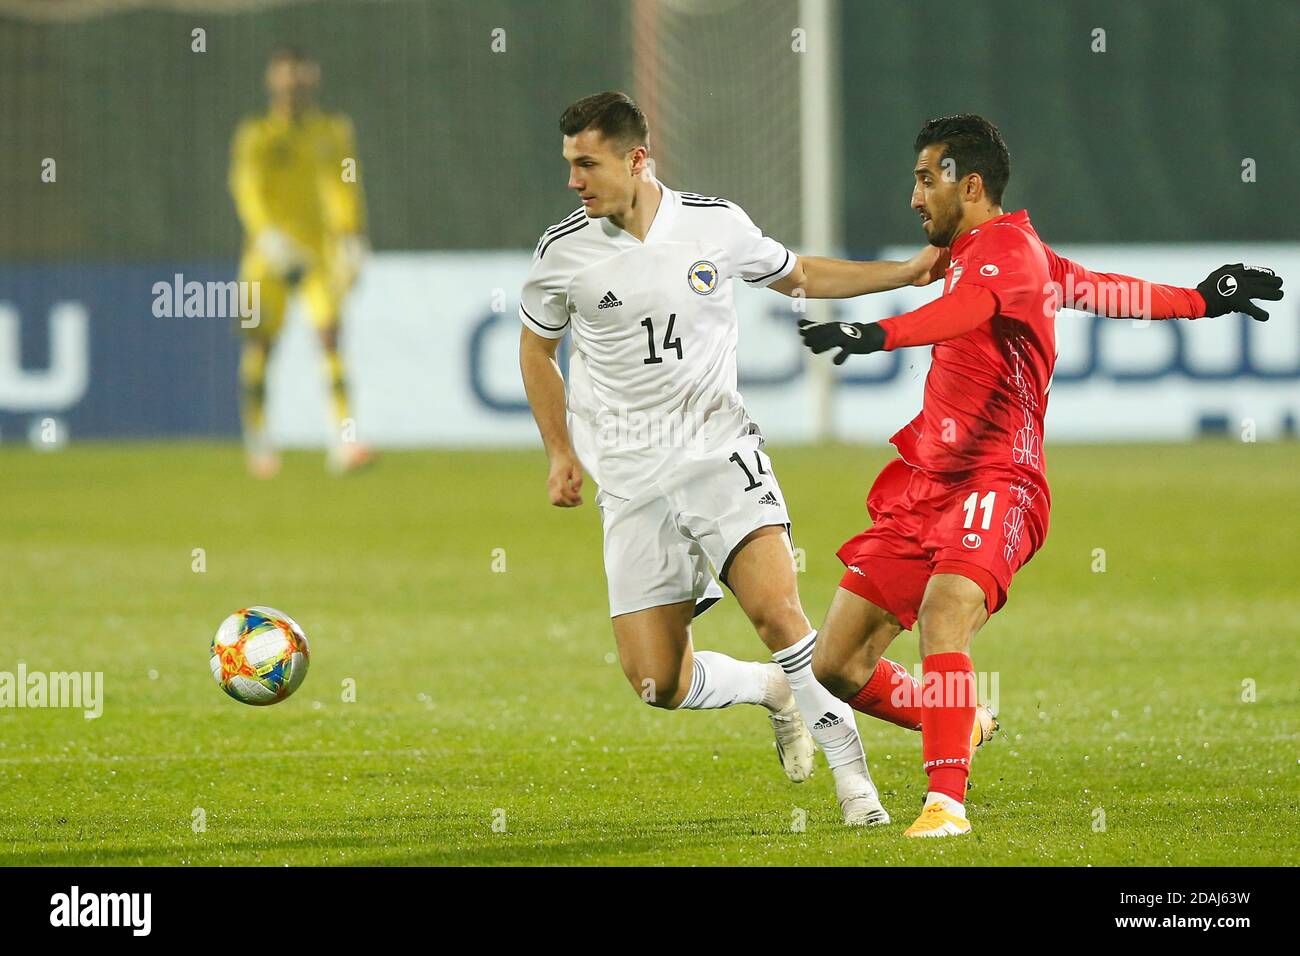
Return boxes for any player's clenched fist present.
[909,245,950,286]
[1197,263,1284,322]
[547,453,584,507]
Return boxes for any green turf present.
[0,440,1296,865]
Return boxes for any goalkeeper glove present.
[798,319,887,365]
[1196,263,1284,321]
[254,227,309,286]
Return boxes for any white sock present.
[924,792,966,818]
[772,631,869,777]
[676,651,773,710]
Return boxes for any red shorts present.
[837,458,1050,629]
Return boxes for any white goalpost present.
[632,0,842,443]
[797,0,841,443]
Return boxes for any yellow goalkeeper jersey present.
[229,109,365,255]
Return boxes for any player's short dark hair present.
[914,114,1011,204]
[559,91,649,152]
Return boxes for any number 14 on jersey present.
[641,314,683,365]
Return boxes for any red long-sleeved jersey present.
[877,209,1205,480]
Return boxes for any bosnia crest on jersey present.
[687,260,719,295]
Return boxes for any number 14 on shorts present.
[729,450,769,492]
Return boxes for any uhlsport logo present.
[962,532,982,549]
[50,886,151,936]
[687,260,719,295]
[1218,273,1238,297]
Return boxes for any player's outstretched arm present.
[770,246,948,299]
[798,284,998,365]
[519,326,584,508]
[1046,247,1285,322]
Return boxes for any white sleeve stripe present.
[745,249,793,285]
[520,303,568,332]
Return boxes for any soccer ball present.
[210,606,310,705]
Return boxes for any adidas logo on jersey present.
[597,290,623,309]
[758,491,779,506]
[812,711,844,730]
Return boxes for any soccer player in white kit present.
[519,92,944,825]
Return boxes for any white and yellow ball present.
[210,606,310,705]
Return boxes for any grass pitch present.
[0,441,1296,865]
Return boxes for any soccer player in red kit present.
[796,114,1284,837]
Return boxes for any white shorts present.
[595,433,792,618]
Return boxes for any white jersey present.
[519,182,795,499]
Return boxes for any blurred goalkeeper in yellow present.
[229,47,373,477]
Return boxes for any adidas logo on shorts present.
[597,290,622,309]
[758,491,779,506]
[812,711,843,730]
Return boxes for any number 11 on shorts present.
[962,491,996,530]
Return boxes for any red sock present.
[920,652,975,803]
[848,658,922,730]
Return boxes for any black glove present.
[797,319,887,365]
[1196,263,1284,321]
